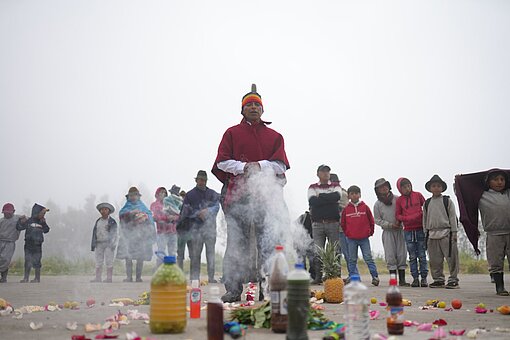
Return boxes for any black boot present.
[494,272,509,296]
[0,270,7,283]
[398,270,410,287]
[411,277,420,287]
[31,268,40,283]
[20,265,31,283]
[123,260,133,282]
[135,260,143,282]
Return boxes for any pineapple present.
[317,241,344,303]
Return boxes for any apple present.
[451,299,462,309]
[86,298,96,307]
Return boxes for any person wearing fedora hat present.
[16,204,50,283]
[90,203,117,283]
[0,203,21,283]
[456,168,510,296]
[212,84,290,303]
[395,178,428,288]
[117,187,156,282]
[423,175,460,289]
[179,170,220,282]
[373,178,410,287]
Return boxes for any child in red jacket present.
[395,177,428,287]
[341,185,380,286]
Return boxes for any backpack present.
[424,195,458,225]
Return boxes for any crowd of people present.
[0,85,508,303]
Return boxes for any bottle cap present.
[163,255,176,264]
[295,263,305,269]
[389,278,398,286]
[191,280,199,288]
[275,245,284,251]
[350,274,360,282]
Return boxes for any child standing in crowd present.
[395,177,428,287]
[90,202,117,283]
[151,187,179,266]
[373,178,410,287]
[0,203,21,283]
[341,185,379,286]
[16,204,50,283]
[423,175,459,289]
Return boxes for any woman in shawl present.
[117,187,156,282]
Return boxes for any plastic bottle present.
[150,255,187,334]
[344,274,370,340]
[386,273,404,335]
[207,286,224,340]
[190,280,201,319]
[286,263,309,340]
[270,245,289,333]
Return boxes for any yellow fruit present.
[0,298,7,309]
[497,305,510,315]
[324,278,344,303]
[370,297,377,304]
[438,301,446,308]
[477,303,486,309]
[402,299,412,306]
[314,290,325,300]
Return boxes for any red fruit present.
[451,299,462,309]
[86,298,96,307]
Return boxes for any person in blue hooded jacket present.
[116,187,156,282]
[16,203,50,283]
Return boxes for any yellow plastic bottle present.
[150,255,187,334]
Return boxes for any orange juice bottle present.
[150,255,187,334]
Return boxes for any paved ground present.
[1,274,510,339]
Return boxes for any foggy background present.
[1,0,509,260]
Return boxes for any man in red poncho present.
[212,84,290,302]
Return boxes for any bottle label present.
[271,291,288,315]
[280,290,288,315]
[191,290,201,303]
[387,306,404,322]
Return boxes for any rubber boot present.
[494,272,509,296]
[135,260,143,282]
[31,268,40,283]
[0,270,7,283]
[123,260,133,282]
[104,267,113,283]
[398,269,411,287]
[90,266,102,283]
[20,264,31,283]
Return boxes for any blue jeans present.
[404,229,428,279]
[339,232,350,275]
[346,237,378,279]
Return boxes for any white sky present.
[1,0,509,253]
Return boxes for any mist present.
[1,0,510,258]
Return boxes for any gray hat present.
[170,184,181,195]
[96,202,115,214]
[425,174,447,193]
[374,178,391,190]
[195,170,208,180]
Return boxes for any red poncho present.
[212,118,290,207]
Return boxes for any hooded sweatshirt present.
[479,189,510,235]
[395,178,425,231]
[16,204,50,245]
[341,201,374,240]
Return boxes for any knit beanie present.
[241,84,263,111]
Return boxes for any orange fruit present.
[451,299,462,309]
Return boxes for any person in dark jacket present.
[90,202,117,283]
[180,170,220,282]
[296,211,315,280]
[16,203,50,283]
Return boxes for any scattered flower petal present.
[72,336,92,340]
[467,328,486,338]
[379,302,387,307]
[371,334,388,340]
[417,323,433,331]
[369,310,380,320]
[432,319,447,326]
[433,327,447,338]
[474,307,487,314]
[29,322,43,330]
[449,329,466,336]
[84,323,102,332]
[66,322,78,331]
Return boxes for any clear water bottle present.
[344,274,369,340]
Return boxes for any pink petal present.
[417,323,433,331]
[404,320,420,327]
[449,329,466,336]
[475,307,488,314]
[369,310,380,320]
[379,302,387,307]
[433,327,447,338]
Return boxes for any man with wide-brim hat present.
[212,84,290,303]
